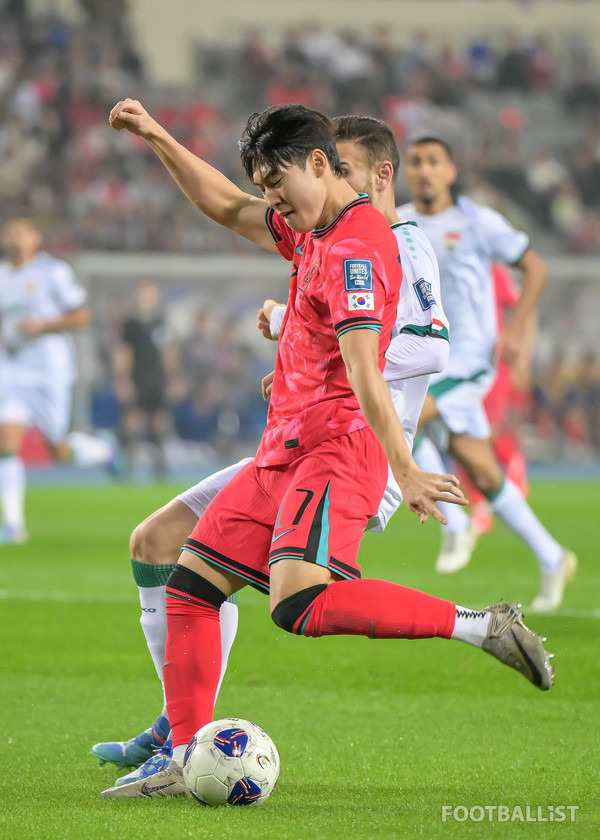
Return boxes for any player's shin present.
[272,578,455,639]
[164,564,226,761]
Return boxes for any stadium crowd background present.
[1,0,599,473]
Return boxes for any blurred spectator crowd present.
[1,1,600,255]
[2,0,599,467]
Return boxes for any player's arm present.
[339,328,465,524]
[500,248,546,366]
[383,332,449,381]
[19,304,91,337]
[109,98,277,253]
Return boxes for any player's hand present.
[257,300,283,340]
[262,370,275,400]
[497,326,524,367]
[109,98,158,138]
[257,308,276,340]
[396,466,467,525]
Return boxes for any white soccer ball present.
[183,717,280,806]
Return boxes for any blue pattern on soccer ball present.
[228,777,262,805]
[183,735,197,767]
[213,728,248,757]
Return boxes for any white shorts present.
[427,370,495,441]
[366,375,430,533]
[176,457,254,518]
[0,375,73,444]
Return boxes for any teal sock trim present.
[0,451,17,459]
[131,558,174,587]
[226,593,238,605]
[483,480,505,503]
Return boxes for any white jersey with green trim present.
[393,220,448,342]
[0,251,87,385]
[396,196,529,380]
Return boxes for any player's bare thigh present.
[269,558,337,611]
[177,547,247,597]
[130,498,199,565]
[448,433,504,495]
[417,392,440,429]
[0,422,26,454]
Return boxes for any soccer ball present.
[183,717,280,806]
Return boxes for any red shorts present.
[182,428,387,594]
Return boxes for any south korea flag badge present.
[347,292,374,310]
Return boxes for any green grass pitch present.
[1,480,598,839]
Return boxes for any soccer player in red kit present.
[104,101,555,798]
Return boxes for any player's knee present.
[471,469,503,497]
[130,515,172,565]
[271,584,327,634]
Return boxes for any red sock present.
[164,596,221,749]
[301,579,455,639]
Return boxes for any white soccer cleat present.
[435,525,478,574]
[482,600,554,690]
[101,755,190,798]
[529,549,577,613]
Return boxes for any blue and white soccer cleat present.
[91,715,170,768]
[101,744,191,798]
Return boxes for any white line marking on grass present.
[0,589,135,604]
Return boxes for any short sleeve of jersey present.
[264,207,296,261]
[49,259,88,312]
[478,207,530,266]
[322,239,389,341]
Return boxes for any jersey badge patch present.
[347,292,374,311]
[343,259,373,292]
[413,278,437,311]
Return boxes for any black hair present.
[238,104,343,181]
[405,133,455,161]
[332,115,400,183]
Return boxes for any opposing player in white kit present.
[398,136,576,610]
[91,116,453,782]
[0,218,119,544]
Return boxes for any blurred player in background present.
[113,278,174,480]
[454,263,535,537]
[0,218,119,544]
[399,136,576,611]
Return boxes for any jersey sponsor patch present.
[347,292,374,311]
[413,278,437,311]
[343,259,373,292]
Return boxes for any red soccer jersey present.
[256,195,402,466]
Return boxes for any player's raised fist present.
[109,98,155,137]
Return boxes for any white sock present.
[0,455,26,530]
[139,583,168,686]
[451,605,491,647]
[172,744,187,765]
[67,431,114,468]
[414,437,471,533]
[490,479,562,571]
[216,600,239,699]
